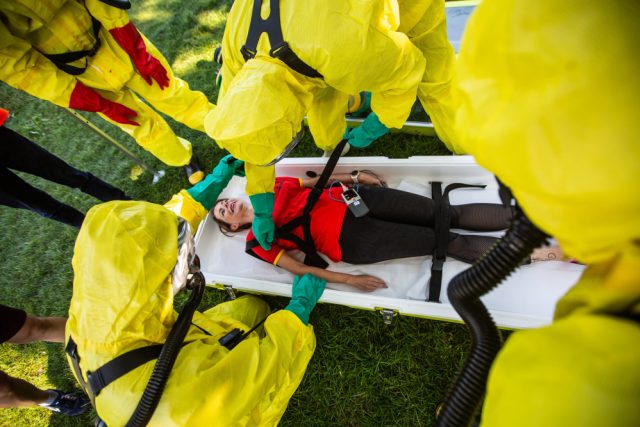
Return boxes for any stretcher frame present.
[194,155,584,330]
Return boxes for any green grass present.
[0,1,471,425]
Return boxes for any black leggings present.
[0,127,127,227]
[338,186,512,264]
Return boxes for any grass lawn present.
[0,1,473,425]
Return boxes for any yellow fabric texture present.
[205,0,457,195]
[452,1,640,425]
[0,0,215,166]
[67,201,316,426]
[163,189,208,233]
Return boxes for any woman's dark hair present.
[212,198,252,236]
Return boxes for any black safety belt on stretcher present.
[241,0,323,79]
[427,182,486,303]
[246,139,349,269]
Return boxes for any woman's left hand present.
[346,274,387,292]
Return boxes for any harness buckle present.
[269,42,290,58]
[87,370,104,396]
[240,45,256,61]
[432,257,445,272]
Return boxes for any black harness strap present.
[65,337,96,407]
[40,9,102,76]
[427,182,486,303]
[66,336,164,402]
[241,0,323,79]
[87,345,164,397]
[246,139,348,269]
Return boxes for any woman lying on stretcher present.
[212,171,563,292]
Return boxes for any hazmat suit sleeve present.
[0,19,79,107]
[163,189,208,233]
[321,28,425,130]
[164,154,244,231]
[306,87,350,151]
[84,0,130,30]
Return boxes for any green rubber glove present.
[187,154,244,210]
[285,273,327,325]
[344,111,389,148]
[249,192,275,250]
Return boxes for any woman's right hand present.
[346,274,387,292]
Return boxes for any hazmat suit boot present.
[80,175,130,202]
[185,154,204,185]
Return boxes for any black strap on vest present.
[241,0,323,79]
[65,336,96,407]
[40,6,102,76]
[427,182,486,303]
[66,336,164,402]
[246,139,348,269]
[87,345,163,397]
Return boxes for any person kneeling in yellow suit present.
[442,1,640,425]
[205,0,458,251]
[0,0,214,183]
[65,156,326,426]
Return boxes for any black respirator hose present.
[125,272,206,427]
[435,207,549,427]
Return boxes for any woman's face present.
[213,198,250,230]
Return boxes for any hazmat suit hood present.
[68,201,178,364]
[66,201,317,426]
[453,1,640,265]
[205,58,313,168]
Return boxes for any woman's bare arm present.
[301,171,384,188]
[276,252,387,292]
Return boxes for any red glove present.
[109,22,169,89]
[69,82,139,126]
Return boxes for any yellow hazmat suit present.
[66,200,316,426]
[0,0,214,167]
[204,0,456,197]
[453,0,640,425]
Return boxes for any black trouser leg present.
[450,203,513,231]
[356,187,512,231]
[446,234,498,264]
[0,127,127,201]
[0,168,84,227]
[79,175,128,202]
[356,186,436,225]
[339,212,436,264]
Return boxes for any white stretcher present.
[194,156,584,329]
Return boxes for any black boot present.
[185,154,204,185]
[80,174,130,202]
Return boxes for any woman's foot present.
[531,246,564,262]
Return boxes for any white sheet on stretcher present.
[196,169,584,327]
